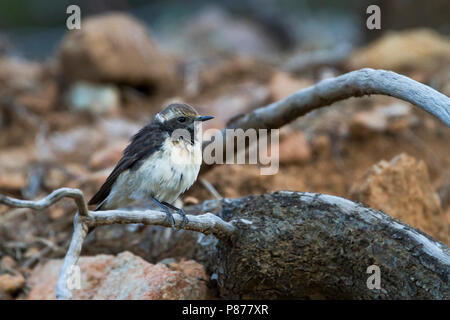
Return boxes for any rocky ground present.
[0,12,449,299]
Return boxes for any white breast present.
[105,137,202,209]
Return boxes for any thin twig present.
[200,178,223,200]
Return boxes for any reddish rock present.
[58,13,176,90]
[275,131,311,164]
[0,273,25,294]
[0,172,27,192]
[202,81,270,130]
[88,140,128,170]
[350,153,448,244]
[0,57,42,91]
[269,71,313,101]
[347,29,450,73]
[349,102,414,137]
[26,251,210,300]
[1,256,17,270]
[192,164,305,200]
[45,127,104,163]
[0,146,36,192]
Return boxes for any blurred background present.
[0,0,449,299]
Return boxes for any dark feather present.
[88,121,167,206]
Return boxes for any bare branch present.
[200,178,223,200]
[55,213,88,299]
[200,68,449,173]
[0,187,235,299]
[87,209,235,239]
[0,187,89,217]
[226,68,450,130]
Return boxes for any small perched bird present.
[88,103,213,228]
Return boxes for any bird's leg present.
[151,198,176,230]
[162,201,189,229]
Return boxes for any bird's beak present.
[196,115,214,122]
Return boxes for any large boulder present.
[58,13,176,91]
[26,251,211,300]
[350,153,448,244]
[347,29,450,73]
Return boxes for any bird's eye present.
[177,117,186,123]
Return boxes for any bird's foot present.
[161,201,189,230]
[177,208,189,229]
[152,198,176,230]
[164,210,176,230]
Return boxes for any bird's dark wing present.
[88,123,166,206]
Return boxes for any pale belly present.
[104,139,201,209]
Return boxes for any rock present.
[348,29,450,73]
[275,131,311,164]
[350,154,448,244]
[163,7,281,60]
[310,134,332,158]
[65,81,120,115]
[197,57,271,90]
[189,164,305,200]
[349,102,415,137]
[201,81,269,130]
[1,256,17,270]
[268,71,313,101]
[0,172,27,192]
[88,140,128,170]
[49,206,65,220]
[43,127,104,163]
[0,147,36,192]
[26,251,211,300]
[0,273,25,294]
[0,57,42,91]
[58,13,176,91]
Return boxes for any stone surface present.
[349,102,415,137]
[0,57,42,91]
[269,71,313,101]
[0,147,36,192]
[0,273,25,294]
[65,81,120,115]
[348,29,450,72]
[43,127,104,163]
[201,81,269,131]
[26,251,210,300]
[88,140,128,170]
[350,153,448,244]
[275,131,311,164]
[58,13,176,90]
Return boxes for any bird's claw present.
[163,210,176,230]
[177,208,189,229]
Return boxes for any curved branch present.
[226,68,450,130]
[0,187,235,299]
[88,209,235,241]
[55,213,88,300]
[200,68,449,173]
[0,187,89,217]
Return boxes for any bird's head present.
[154,103,214,143]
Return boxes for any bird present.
[88,103,214,229]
